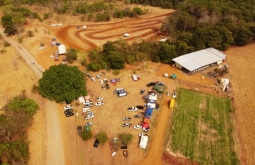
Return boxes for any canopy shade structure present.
[172,48,226,72]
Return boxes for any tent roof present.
[139,135,148,149]
[78,96,85,103]
[58,44,66,54]
[172,48,226,71]
[84,95,90,100]
[142,122,149,128]
[84,125,90,131]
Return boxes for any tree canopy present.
[80,130,93,141]
[38,65,87,103]
[96,132,108,145]
[0,92,38,164]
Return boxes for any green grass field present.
[169,88,239,165]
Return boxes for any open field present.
[225,45,255,165]
[168,88,238,165]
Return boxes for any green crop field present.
[169,88,239,165]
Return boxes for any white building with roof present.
[172,48,226,72]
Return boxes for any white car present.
[84,115,94,120]
[86,122,93,126]
[81,25,87,29]
[96,97,104,101]
[84,112,94,120]
[83,108,91,112]
[95,102,104,106]
[64,105,73,110]
[134,125,142,129]
[159,38,167,42]
[128,107,138,111]
[172,91,177,98]
[100,80,104,84]
[112,152,117,156]
[91,77,95,81]
[123,33,130,37]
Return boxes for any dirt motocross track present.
[52,12,173,50]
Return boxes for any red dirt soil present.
[51,13,173,50]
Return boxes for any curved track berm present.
[53,13,172,50]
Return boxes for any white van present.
[132,75,138,81]
[145,103,156,108]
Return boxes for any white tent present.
[139,135,148,149]
[78,96,85,103]
[58,44,66,55]
[149,95,157,100]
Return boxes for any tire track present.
[53,13,172,50]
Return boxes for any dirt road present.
[0,29,65,165]
[138,94,172,165]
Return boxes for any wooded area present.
[1,0,255,67]
[0,91,39,164]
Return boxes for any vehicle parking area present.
[61,66,174,165]
[60,63,216,165]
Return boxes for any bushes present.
[66,48,78,63]
[119,133,133,145]
[3,41,10,47]
[80,130,93,141]
[27,30,34,37]
[96,132,108,145]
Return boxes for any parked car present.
[91,77,95,81]
[77,126,82,134]
[166,92,170,96]
[96,97,104,101]
[101,85,106,90]
[136,105,144,109]
[95,102,104,106]
[94,139,99,148]
[65,111,74,117]
[147,82,156,87]
[86,122,93,126]
[64,105,73,110]
[112,152,117,157]
[100,80,104,84]
[83,108,91,112]
[134,125,142,129]
[105,83,110,89]
[114,88,124,94]
[127,107,138,111]
[143,127,150,133]
[156,81,165,86]
[123,33,130,37]
[172,90,177,98]
[64,109,73,114]
[85,115,94,120]
[134,114,143,118]
[122,123,132,127]
[122,117,131,121]
[140,89,145,95]
[84,112,94,120]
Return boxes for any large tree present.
[38,65,87,103]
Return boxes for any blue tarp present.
[145,108,153,115]
[144,114,151,119]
